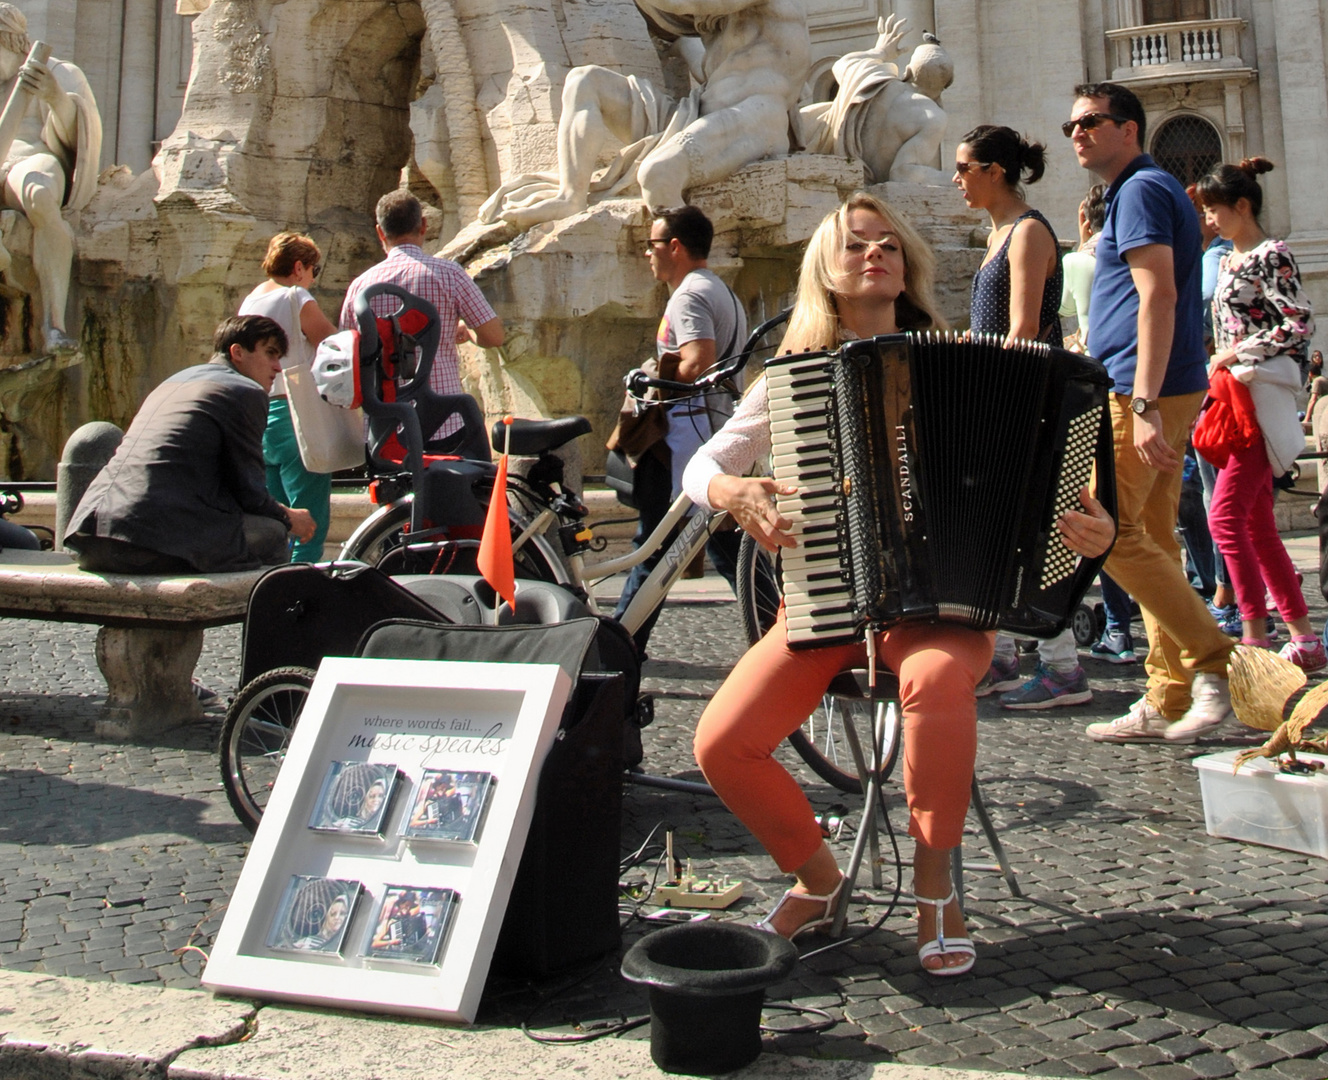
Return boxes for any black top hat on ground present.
[621,921,797,1075]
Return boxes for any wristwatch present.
[1130,396,1159,416]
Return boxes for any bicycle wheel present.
[220,666,316,832]
[340,497,566,582]
[339,500,411,566]
[735,533,864,795]
[735,531,782,643]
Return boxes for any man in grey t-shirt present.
[614,206,746,653]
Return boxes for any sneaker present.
[1085,697,1169,742]
[1001,664,1093,710]
[1164,673,1234,743]
[976,655,1021,698]
[191,679,219,705]
[1089,629,1137,665]
[1279,636,1328,673]
[1208,602,1241,637]
[1206,603,1277,640]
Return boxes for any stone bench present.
[0,550,263,740]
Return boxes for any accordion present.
[767,333,1116,648]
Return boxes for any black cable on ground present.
[517,954,651,1045]
[759,1001,841,1036]
[522,1013,651,1044]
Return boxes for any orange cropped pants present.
[694,610,994,873]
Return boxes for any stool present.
[828,670,1021,936]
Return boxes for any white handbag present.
[1231,355,1304,477]
[283,287,365,474]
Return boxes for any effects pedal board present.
[655,869,744,910]
[653,832,744,909]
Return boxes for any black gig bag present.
[355,615,640,977]
[237,563,450,688]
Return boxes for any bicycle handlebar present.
[625,307,791,401]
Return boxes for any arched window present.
[1150,114,1222,186]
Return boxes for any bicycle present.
[221,291,805,827]
[333,298,790,634]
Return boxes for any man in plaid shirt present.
[341,192,503,437]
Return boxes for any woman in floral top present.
[1195,158,1323,670]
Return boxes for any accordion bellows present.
[767,333,1116,648]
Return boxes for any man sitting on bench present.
[65,316,317,573]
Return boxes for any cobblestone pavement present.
[2,564,1328,1078]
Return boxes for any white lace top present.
[681,377,773,511]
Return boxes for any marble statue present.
[802,16,953,186]
[479,0,810,229]
[0,3,101,352]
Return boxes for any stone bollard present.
[55,422,123,550]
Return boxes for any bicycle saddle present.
[491,416,592,456]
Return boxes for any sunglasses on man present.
[1061,112,1129,138]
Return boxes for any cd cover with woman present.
[308,761,400,836]
[267,875,361,956]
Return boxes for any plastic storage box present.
[1193,749,1328,859]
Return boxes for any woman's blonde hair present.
[262,231,322,279]
[780,192,944,355]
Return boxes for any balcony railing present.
[1107,18,1245,79]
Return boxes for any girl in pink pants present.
[1196,158,1321,671]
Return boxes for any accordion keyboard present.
[765,354,859,647]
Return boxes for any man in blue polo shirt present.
[1068,82,1234,745]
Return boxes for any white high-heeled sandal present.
[914,886,975,977]
[754,875,845,940]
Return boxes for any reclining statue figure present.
[480,0,810,229]
[801,15,953,186]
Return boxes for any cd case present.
[267,875,361,956]
[308,761,400,836]
[362,885,459,965]
[404,770,494,844]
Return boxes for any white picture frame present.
[203,657,571,1023]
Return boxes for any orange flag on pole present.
[478,416,516,611]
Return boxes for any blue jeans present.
[1099,571,1133,636]
[1195,450,1229,590]
[1177,447,1216,597]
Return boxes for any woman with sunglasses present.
[682,192,1115,975]
[952,125,1090,709]
[239,232,339,561]
[1195,159,1322,670]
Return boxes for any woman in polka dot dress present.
[953,124,1090,711]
